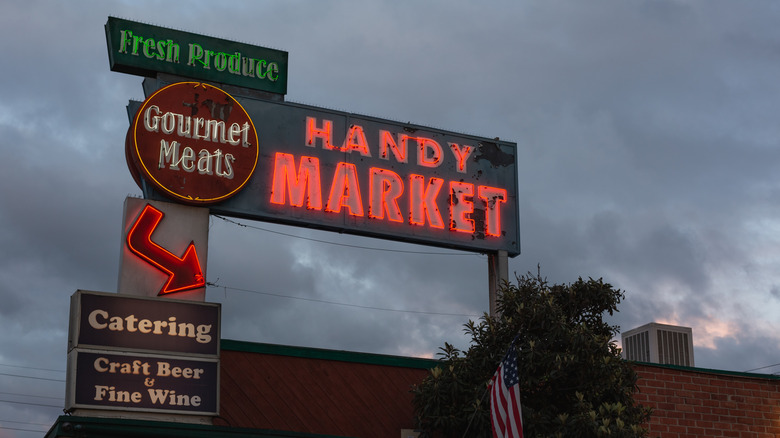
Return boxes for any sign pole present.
[488,250,508,317]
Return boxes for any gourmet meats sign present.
[126,82,258,204]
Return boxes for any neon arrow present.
[127,204,205,295]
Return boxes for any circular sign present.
[127,82,259,205]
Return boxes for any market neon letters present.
[305,117,473,173]
[305,117,371,156]
[270,152,507,236]
[409,175,444,229]
[369,168,403,222]
[285,117,509,236]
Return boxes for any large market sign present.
[105,17,287,95]
[108,17,519,256]
[127,78,520,256]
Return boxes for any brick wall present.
[633,362,780,437]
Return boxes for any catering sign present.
[68,290,220,356]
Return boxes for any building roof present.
[216,339,437,437]
[47,339,438,438]
[46,339,780,438]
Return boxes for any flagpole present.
[462,380,493,438]
[462,334,521,438]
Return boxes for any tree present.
[411,273,651,437]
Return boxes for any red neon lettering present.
[449,143,473,173]
[478,186,507,237]
[409,175,444,228]
[270,153,322,210]
[449,181,474,233]
[345,124,371,156]
[306,117,336,150]
[326,162,364,216]
[368,168,404,222]
[267,151,507,238]
[417,138,443,168]
[379,130,408,163]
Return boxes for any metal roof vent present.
[621,322,694,367]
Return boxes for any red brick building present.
[45,339,780,437]
[633,362,780,437]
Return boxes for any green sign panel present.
[105,17,288,95]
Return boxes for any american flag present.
[490,343,524,438]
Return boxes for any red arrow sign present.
[127,204,205,295]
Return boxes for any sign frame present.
[105,17,288,95]
[129,77,521,256]
[68,290,221,357]
[66,349,219,416]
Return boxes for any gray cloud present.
[4,1,780,436]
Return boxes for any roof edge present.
[46,415,351,438]
[221,339,439,370]
[630,360,780,380]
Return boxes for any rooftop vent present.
[621,322,694,367]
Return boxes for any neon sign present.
[269,153,507,235]
[127,82,258,205]
[127,203,205,295]
[131,81,520,256]
[264,116,513,243]
[105,17,287,95]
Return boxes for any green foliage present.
[411,273,651,437]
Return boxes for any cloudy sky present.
[4,0,780,436]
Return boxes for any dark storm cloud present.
[4,1,780,436]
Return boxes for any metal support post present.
[488,250,508,317]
